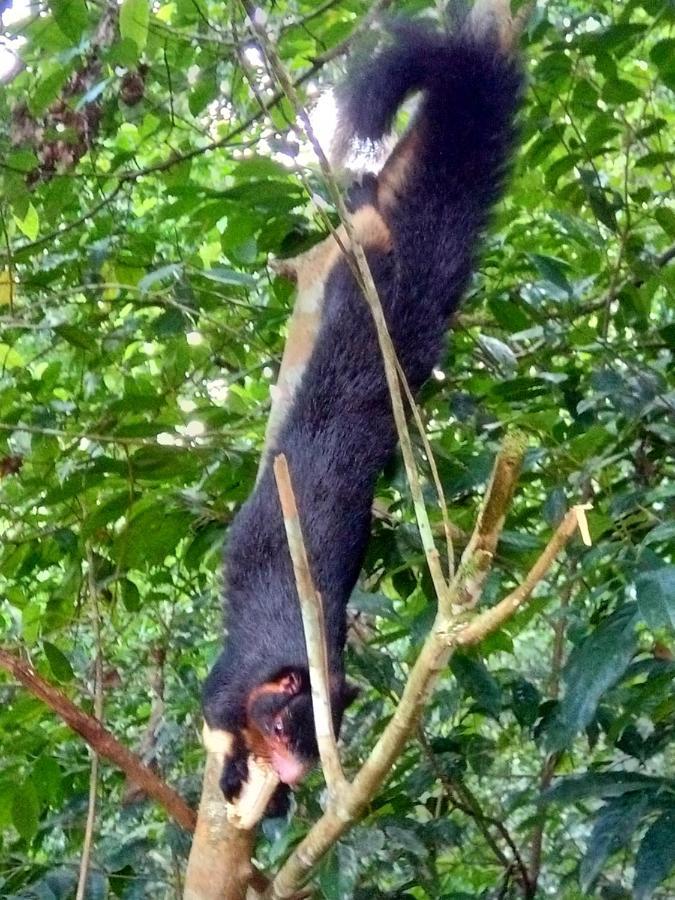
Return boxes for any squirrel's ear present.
[343,680,361,708]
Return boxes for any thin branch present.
[0,420,225,448]
[0,647,196,832]
[419,725,533,896]
[528,563,577,891]
[456,506,586,647]
[398,366,455,578]
[446,432,526,615]
[273,453,347,796]
[0,206,15,312]
[76,550,105,900]
[2,185,125,259]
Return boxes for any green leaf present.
[120,0,150,53]
[202,267,256,288]
[29,66,71,115]
[55,324,97,350]
[643,522,675,547]
[529,253,573,294]
[0,344,23,368]
[545,606,638,750]
[33,758,63,805]
[602,78,641,104]
[12,780,40,841]
[655,207,675,238]
[580,794,650,891]
[120,578,141,612]
[634,809,675,900]
[651,38,675,89]
[117,507,192,567]
[511,677,541,728]
[635,567,675,630]
[129,445,202,481]
[15,202,39,241]
[450,654,501,718]
[543,772,670,805]
[43,641,74,683]
[51,0,88,42]
[138,263,183,292]
[477,334,517,372]
[318,845,358,900]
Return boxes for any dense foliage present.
[0,0,673,897]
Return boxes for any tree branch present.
[269,439,581,900]
[445,431,526,615]
[456,506,588,647]
[273,453,347,796]
[0,647,196,832]
[75,549,105,900]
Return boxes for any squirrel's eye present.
[273,718,284,737]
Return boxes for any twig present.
[122,645,166,806]
[0,206,15,312]
[0,647,196,832]
[445,432,526,616]
[456,506,586,646]
[528,563,577,891]
[273,453,347,796]
[2,186,125,259]
[398,366,456,578]
[75,549,105,900]
[0,420,226,448]
[418,727,533,897]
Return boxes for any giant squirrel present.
[203,1,525,815]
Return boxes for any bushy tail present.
[333,10,524,368]
[334,12,523,166]
[332,22,438,154]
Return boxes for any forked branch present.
[269,437,586,899]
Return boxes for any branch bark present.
[0,647,196,832]
[273,453,347,796]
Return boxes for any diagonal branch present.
[269,483,584,898]
[456,506,589,647]
[0,647,196,832]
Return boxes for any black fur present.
[203,13,524,806]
